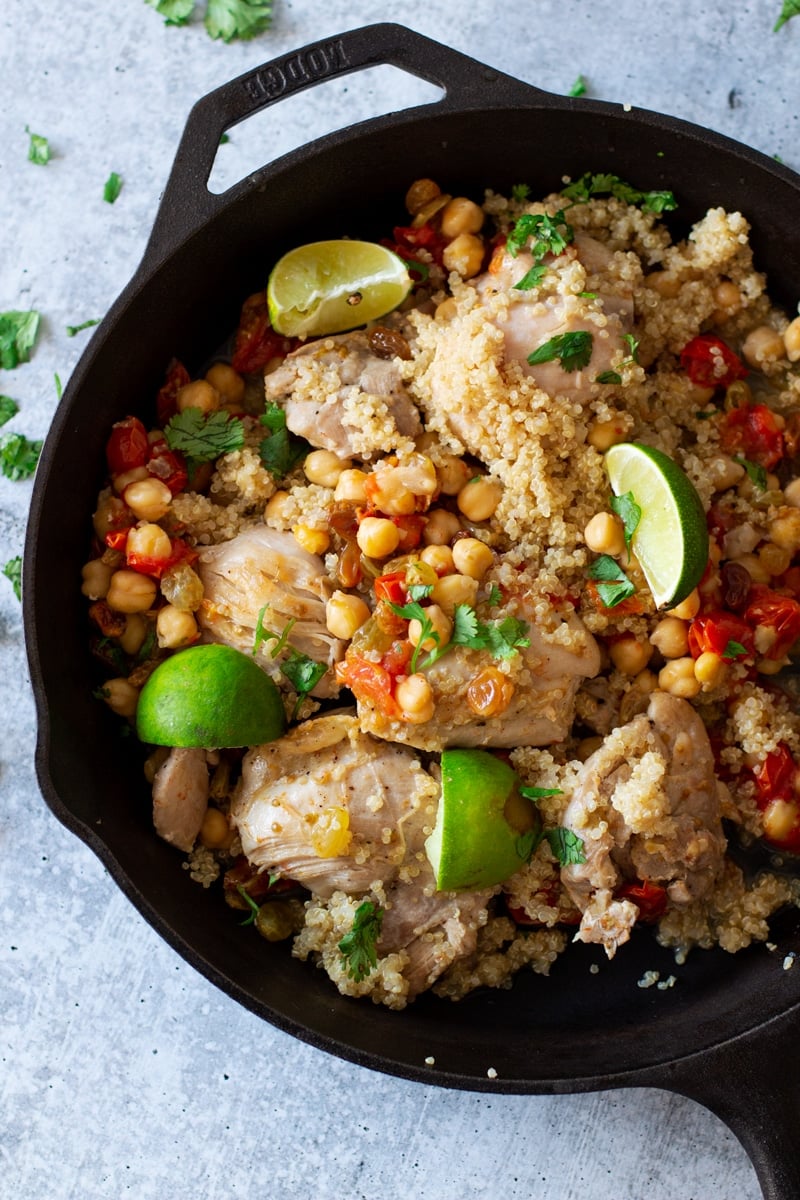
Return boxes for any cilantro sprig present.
[0,397,19,428]
[339,900,383,982]
[562,172,677,214]
[596,335,640,385]
[609,491,641,550]
[3,556,22,601]
[775,1,800,31]
[164,407,245,463]
[145,0,273,42]
[0,310,41,369]
[253,604,327,715]
[0,432,42,481]
[259,403,310,479]
[527,331,593,373]
[513,787,586,866]
[388,599,530,673]
[587,554,636,607]
[507,210,574,293]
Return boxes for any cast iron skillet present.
[24,24,800,1198]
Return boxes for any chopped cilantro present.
[259,402,310,479]
[0,432,42,480]
[3,556,22,601]
[486,583,502,607]
[623,333,640,363]
[252,605,326,712]
[587,554,636,607]
[510,183,530,203]
[206,0,273,41]
[520,786,563,800]
[775,0,800,30]
[546,827,586,866]
[164,407,245,463]
[103,172,123,204]
[515,828,541,862]
[723,639,748,660]
[26,127,51,166]
[596,370,622,385]
[236,884,261,926]
[0,310,41,369]
[568,74,587,97]
[219,133,231,145]
[146,0,194,23]
[695,409,716,420]
[66,319,100,337]
[253,604,295,657]
[610,491,641,549]
[407,582,434,603]
[507,210,573,262]
[0,397,19,428]
[734,455,767,491]
[339,900,383,982]
[513,264,548,292]
[451,604,530,660]
[562,172,677,214]
[527,331,593,372]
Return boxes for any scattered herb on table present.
[562,171,677,214]
[774,1,800,31]
[145,0,273,42]
[164,407,245,462]
[527,330,593,372]
[587,554,636,607]
[0,397,19,428]
[54,373,63,400]
[568,74,587,97]
[0,310,41,369]
[103,172,123,204]
[3,556,22,601]
[339,900,384,982]
[0,432,42,481]
[259,402,310,478]
[66,319,100,337]
[25,127,51,165]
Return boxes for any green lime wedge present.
[605,441,709,608]
[425,749,540,892]
[136,644,285,748]
[267,240,412,338]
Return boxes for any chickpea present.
[394,673,435,724]
[293,524,330,555]
[457,476,502,522]
[587,416,628,451]
[325,591,371,640]
[123,477,172,523]
[731,553,770,584]
[334,468,369,504]
[264,489,292,525]
[658,657,702,699]
[369,477,416,517]
[205,362,245,406]
[759,542,792,577]
[440,197,484,239]
[763,798,798,842]
[156,605,198,649]
[713,279,742,313]
[694,651,728,691]
[107,570,157,614]
[431,572,479,615]
[436,453,473,496]
[304,449,351,488]
[784,316,800,363]
[707,455,745,493]
[442,233,485,280]
[757,656,786,676]
[742,325,784,369]
[420,544,455,575]
[666,589,700,620]
[645,270,681,298]
[408,604,452,653]
[769,507,800,552]
[113,466,149,495]
[176,379,220,414]
[584,513,626,557]
[199,807,231,850]
[649,616,689,659]
[102,677,139,719]
[118,613,148,656]
[451,537,494,581]
[609,635,652,676]
[127,522,172,562]
[81,559,113,600]
[405,178,441,216]
[356,516,401,559]
[785,478,800,508]
[423,508,462,546]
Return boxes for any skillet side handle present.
[142,22,543,265]
[659,1007,800,1200]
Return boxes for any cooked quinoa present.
[87,174,800,1009]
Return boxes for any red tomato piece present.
[231,292,295,375]
[687,610,754,660]
[335,655,400,718]
[126,537,198,580]
[743,585,800,659]
[720,403,785,469]
[392,514,426,551]
[752,744,800,855]
[616,879,668,923]
[374,571,407,606]
[146,437,188,495]
[156,359,191,425]
[388,222,447,271]
[380,639,414,678]
[106,416,149,475]
[679,334,747,388]
[104,529,130,552]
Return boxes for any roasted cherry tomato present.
[146,435,188,495]
[616,879,669,923]
[106,416,149,475]
[156,359,191,425]
[231,292,295,375]
[720,403,785,469]
[743,585,800,660]
[389,221,447,271]
[679,334,747,388]
[687,610,754,660]
[380,638,414,678]
[335,655,400,718]
[374,571,407,606]
[126,537,197,580]
[391,514,427,551]
[753,744,800,855]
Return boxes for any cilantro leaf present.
[259,403,310,479]
[610,491,641,549]
[338,900,383,982]
[66,319,100,337]
[507,210,573,261]
[568,74,587,97]
[205,0,273,42]
[510,183,530,203]
[562,172,677,214]
[281,651,327,703]
[587,554,636,607]
[0,311,41,369]
[145,0,195,23]
[775,0,800,30]
[733,455,767,491]
[596,370,622,385]
[451,604,530,660]
[520,786,563,800]
[103,172,123,204]
[486,583,502,607]
[407,582,434,603]
[513,264,548,292]
[623,333,640,363]
[527,331,593,372]
[3,556,22,601]
[164,408,245,463]
[546,827,586,866]
[515,829,542,862]
[723,639,748,660]
[0,432,42,481]
[451,602,480,645]
[0,396,19,427]
[26,127,51,166]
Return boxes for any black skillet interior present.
[24,22,800,1193]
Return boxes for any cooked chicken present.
[263,331,422,459]
[350,605,600,752]
[560,691,728,957]
[152,747,209,852]
[195,525,344,698]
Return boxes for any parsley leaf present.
[339,900,383,982]
[527,331,593,372]
[146,0,195,23]
[0,432,42,481]
[259,403,310,479]
[3,556,22,601]
[562,172,677,214]
[568,74,587,97]
[164,408,245,463]
[103,172,123,204]
[66,319,100,337]
[610,491,641,549]
[515,829,542,862]
[723,639,748,660]
[26,127,51,166]
[546,827,586,866]
[0,397,19,427]
[206,0,273,42]
[507,210,573,261]
[734,455,767,491]
[775,0,800,30]
[0,310,41,369]
[587,554,636,607]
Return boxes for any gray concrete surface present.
[2,2,798,1196]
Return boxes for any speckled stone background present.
[2,3,798,1197]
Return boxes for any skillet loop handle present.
[143,22,541,265]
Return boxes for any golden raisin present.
[466,666,514,717]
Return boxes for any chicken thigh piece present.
[196,525,345,698]
[560,691,728,957]
[152,747,210,852]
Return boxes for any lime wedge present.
[425,749,540,892]
[136,644,286,748]
[605,442,709,608]
[267,240,412,338]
